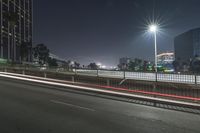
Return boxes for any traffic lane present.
[0,78,199,133]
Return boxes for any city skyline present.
[34,0,200,66]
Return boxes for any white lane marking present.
[50,100,95,112]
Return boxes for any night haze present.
[34,0,200,66]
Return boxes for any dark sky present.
[34,0,200,66]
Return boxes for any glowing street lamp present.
[149,25,157,33]
[149,24,158,73]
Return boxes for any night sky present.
[34,0,200,67]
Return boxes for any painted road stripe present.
[50,100,95,112]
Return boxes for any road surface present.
[0,77,200,133]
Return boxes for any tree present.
[128,59,149,72]
[20,41,32,62]
[47,57,58,67]
[143,60,148,71]
[61,60,71,70]
[127,58,143,71]
[190,56,200,74]
[74,62,80,69]
[128,61,136,71]
[134,58,143,66]
[118,63,128,70]
[172,60,180,72]
[33,44,49,66]
[88,63,98,70]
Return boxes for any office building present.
[0,0,33,62]
[174,28,200,64]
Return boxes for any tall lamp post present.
[149,25,158,73]
[149,24,158,83]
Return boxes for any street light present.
[149,24,158,73]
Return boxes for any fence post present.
[107,79,110,86]
[75,68,77,75]
[44,72,47,78]
[22,70,25,75]
[195,74,197,85]
[153,72,158,107]
[97,69,99,77]
[72,76,75,83]
[155,72,158,82]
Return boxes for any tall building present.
[174,28,200,64]
[0,0,33,62]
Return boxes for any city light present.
[149,24,158,33]
[97,63,102,66]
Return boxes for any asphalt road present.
[0,77,200,133]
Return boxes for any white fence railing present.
[98,70,124,78]
[125,72,156,81]
[157,73,195,84]
[1,67,199,85]
[197,76,200,84]
[75,69,199,85]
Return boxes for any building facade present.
[157,52,174,65]
[118,57,131,70]
[0,0,33,62]
[174,28,200,64]
[49,53,67,67]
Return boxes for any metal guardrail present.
[125,72,156,81]
[197,76,200,84]
[75,69,200,85]
[0,66,199,103]
[98,70,124,78]
[157,73,195,84]
[0,66,199,85]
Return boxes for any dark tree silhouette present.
[33,44,49,66]
[20,41,32,62]
[172,60,180,72]
[74,62,80,69]
[88,63,98,70]
[128,61,136,71]
[190,56,200,74]
[47,57,58,67]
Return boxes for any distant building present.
[0,0,33,62]
[174,28,200,64]
[118,57,131,70]
[119,57,131,65]
[157,52,174,65]
[49,53,67,67]
[157,52,175,72]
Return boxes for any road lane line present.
[50,100,95,112]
